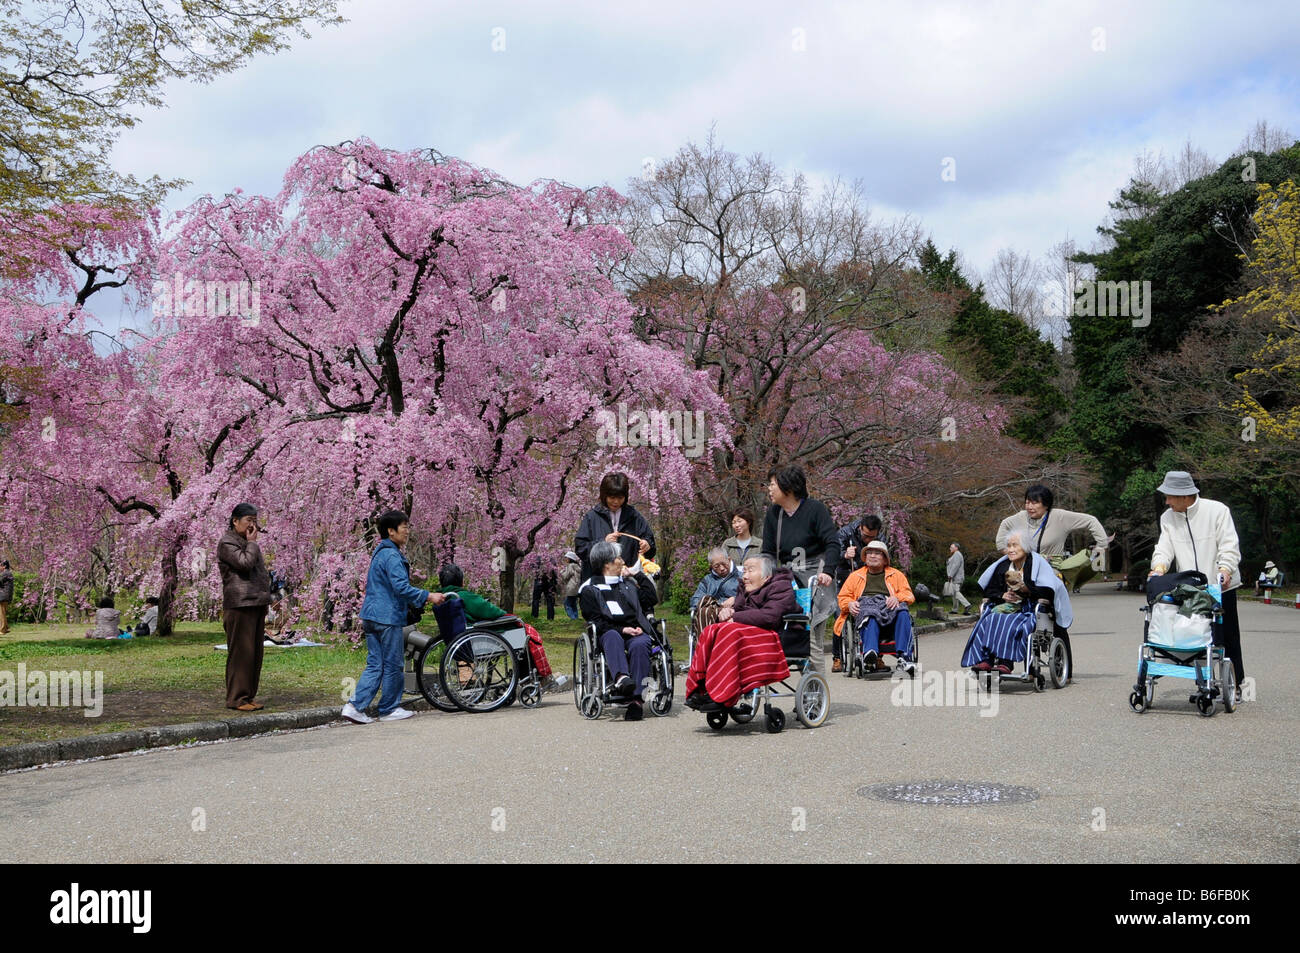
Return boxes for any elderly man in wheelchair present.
[834,540,916,677]
[576,540,663,721]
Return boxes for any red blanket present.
[687,621,790,707]
[522,622,552,678]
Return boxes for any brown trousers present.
[0,600,9,634]
[224,606,267,707]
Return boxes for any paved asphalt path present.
[2,588,1297,863]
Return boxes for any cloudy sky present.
[99,0,1300,332]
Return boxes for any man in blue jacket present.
[690,548,742,610]
[342,510,445,724]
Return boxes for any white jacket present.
[1151,497,1242,590]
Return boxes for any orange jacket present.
[834,566,914,635]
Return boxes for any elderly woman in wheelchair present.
[961,532,1073,690]
[686,553,830,731]
[576,540,668,721]
[686,554,796,712]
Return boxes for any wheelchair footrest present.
[1145,661,1208,680]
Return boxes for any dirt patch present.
[0,688,326,746]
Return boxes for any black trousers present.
[1215,588,1245,682]
[531,590,554,620]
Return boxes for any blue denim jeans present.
[351,619,406,715]
[563,596,580,620]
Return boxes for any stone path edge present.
[1,618,970,773]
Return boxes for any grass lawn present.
[0,607,692,747]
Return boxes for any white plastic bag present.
[1146,602,1213,648]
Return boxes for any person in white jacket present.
[1147,471,1245,699]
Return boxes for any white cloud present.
[101,0,1300,311]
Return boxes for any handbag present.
[942,580,954,597]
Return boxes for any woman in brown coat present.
[218,502,273,711]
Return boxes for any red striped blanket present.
[687,621,790,707]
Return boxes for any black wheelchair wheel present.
[439,630,518,713]
[647,641,674,715]
[765,707,785,733]
[1048,636,1070,689]
[706,710,728,730]
[1219,658,1236,713]
[414,637,460,713]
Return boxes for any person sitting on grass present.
[85,596,122,639]
[578,541,660,721]
[137,597,160,637]
[438,563,565,693]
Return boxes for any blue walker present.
[1129,570,1236,717]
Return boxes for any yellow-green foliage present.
[1227,181,1300,441]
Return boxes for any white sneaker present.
[379,707,414,722]
[341,702,373,724]
[546,674,571,694]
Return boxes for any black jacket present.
[762,498,841,578]
[574,504,656,581]
[578,572,658,638]
[835,518,877,573]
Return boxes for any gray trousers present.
[791,564,834,672]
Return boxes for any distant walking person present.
[560,551,582,620]
[0,560,12,634]
[531,564,558,620]
[342,510,445,725]
[218,502,273,711]
[946,542,971,613]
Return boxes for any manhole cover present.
[859,780,1039,805]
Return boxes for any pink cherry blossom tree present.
[142,139,727,617]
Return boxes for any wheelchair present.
[1129,571,1235,717]
[406,599,544,714]
[842,610,920,679]
[973,598,1070,694]
[693,575,830,733]
[573,616,674,719]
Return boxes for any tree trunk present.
[156,534,185,637]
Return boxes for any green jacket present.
[439,585,505,623]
